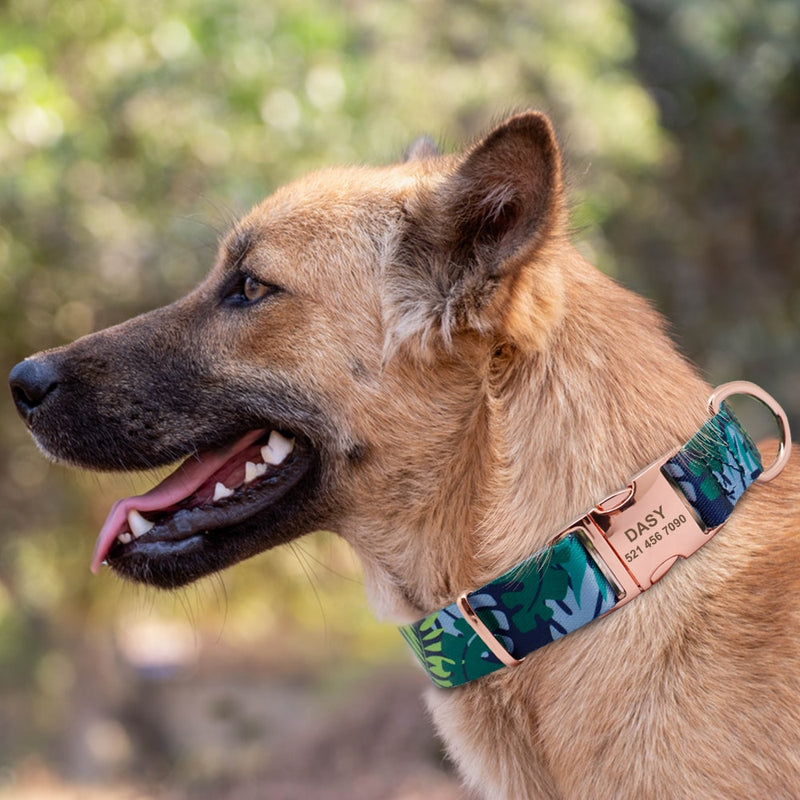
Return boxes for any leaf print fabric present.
[400,534,616,688]
[662,402,762,527]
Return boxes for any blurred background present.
[1,0,798,797]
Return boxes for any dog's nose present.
[9,357,60,423]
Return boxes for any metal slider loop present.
[457,593,524,668]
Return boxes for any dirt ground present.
[187,669,469,800]
[1,667,471,800]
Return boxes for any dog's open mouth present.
[93,428,317,582]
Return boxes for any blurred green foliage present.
[0,0,797,790]
[620,0,800,400]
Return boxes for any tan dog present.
[9,112,800,799]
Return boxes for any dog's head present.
[9,112,566,614]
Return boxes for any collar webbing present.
[399,392,778,689]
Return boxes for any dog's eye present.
[222,272,281,306]
[243,275,272,302]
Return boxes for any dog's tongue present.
[91,429,266,573]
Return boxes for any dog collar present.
[399,382,792,688]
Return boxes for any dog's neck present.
[367,248,712,620]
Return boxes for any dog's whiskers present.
[287,542,329,637]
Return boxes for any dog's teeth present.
[244,461,268,483]
[117,532,133,544]
[213,481,235,502]
[261,431,295,466]
[127,509,155,538]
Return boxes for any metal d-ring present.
[708,381,792,482]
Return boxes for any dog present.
[9,111,800,799]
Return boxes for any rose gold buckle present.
[573,451,711,609]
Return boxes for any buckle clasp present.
[572,452,709,607]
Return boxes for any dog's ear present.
[387,111,566,355]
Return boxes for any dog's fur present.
[10,112,800,798]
